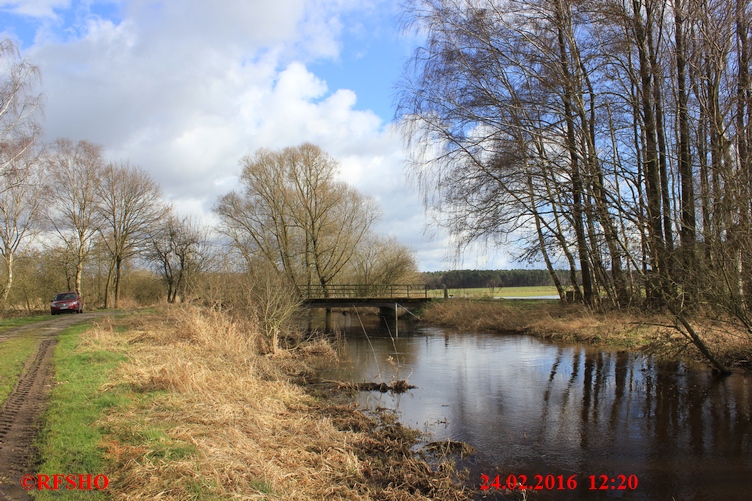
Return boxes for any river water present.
[319,313,752,500]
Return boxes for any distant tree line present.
[422,269,567,289]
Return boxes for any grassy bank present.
[0,315,65,406]
[33,306,468,500]
[0,314,50,332]
[0,333,39,406]
[33,321,127,500]
[423,299,752,370]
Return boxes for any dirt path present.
[0,313,115,501]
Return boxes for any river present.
[319,313,752,500]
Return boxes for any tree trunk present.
[666,301,732,375]
[2,251,13,303]
[104,261,113,309]
[556,2,593,305]
[114,257,122,309]
[544,170,582,300]
[529,175,565,302]
[675,0,697,298]
[633,0,669,304]
[735,0,752,304]
[567,20,629,307]
[75,246,85,296]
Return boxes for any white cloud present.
[30,3,389,187]
[0,0,70,18]
[10,0,488,270]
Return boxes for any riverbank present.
[422,299,752,371]
[31,306,469,500]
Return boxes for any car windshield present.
[55,293,77,301]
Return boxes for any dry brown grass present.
[83,305,467,500]
[423,299,535,332]
[424,299,752,369]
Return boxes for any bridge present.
[299,284,431,312]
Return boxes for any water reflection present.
[322,316,752,500]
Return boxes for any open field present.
[426,285,559,299]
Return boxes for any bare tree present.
[148,208,209,303]
[0,38,43,172]
[0,38,44,305]
[45,138,104,298]
[215,147,300,286]
[0,141,45,302]
[347,235,419,292]
[97,162,165,308]
[215,143,378,296]
[398,0,600,302]
[397,0,752,372]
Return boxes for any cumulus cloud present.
[8,0,471,270]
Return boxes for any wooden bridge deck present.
[300,284,431,309]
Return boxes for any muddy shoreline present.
[305,381,472,500]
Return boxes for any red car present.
[51,292,84,315]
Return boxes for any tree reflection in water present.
[322,317,752,500]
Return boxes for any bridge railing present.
[299,284,428,300]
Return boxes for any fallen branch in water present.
[331,380,416,393]
[424,439,476,459]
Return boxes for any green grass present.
[32,322,128,500]
[0,314,50,333]
[427,285,560,299]
[0,333,39,406]
[32,314,201,500]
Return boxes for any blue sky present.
[0,0,513,271]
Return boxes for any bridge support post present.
[325,308,332,333]
[395,303,398,337]
[379,306,395,318]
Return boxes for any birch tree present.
[0,142,44,302]
[45,139,104,297]
[0,37,43,304]
[97,162,164,308]
[0,38,42,172]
